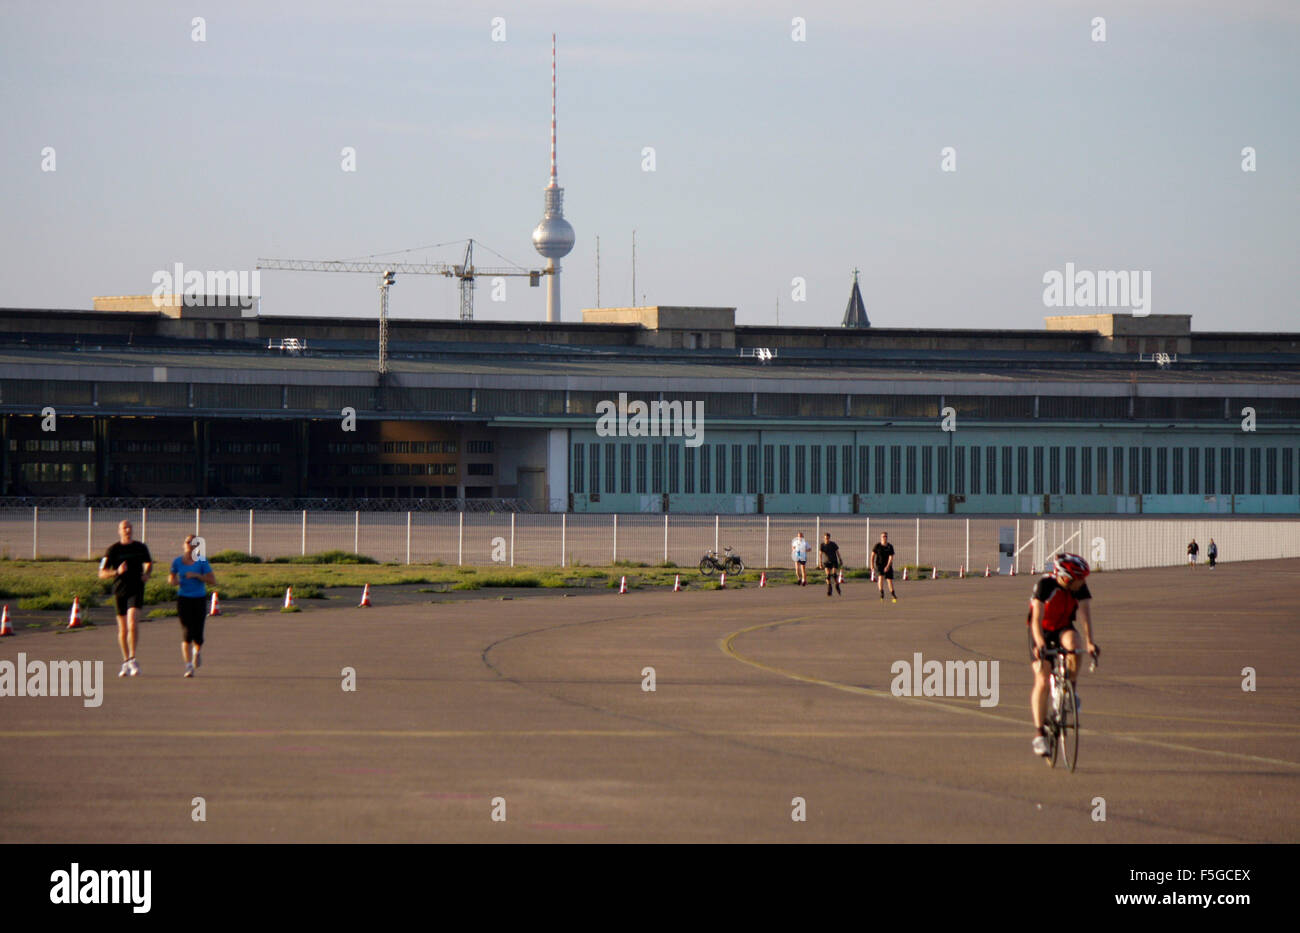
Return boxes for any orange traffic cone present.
[0,605,13,636]
[618,576,627,594]
[359,584,372,608]
[932,568,939,581]
[283,586,296,609]
[984,565,990,577]
[870,568,877,582]
[837,569,844,585]
[719,572,727,589]
[759,572,767,587]
[959,564,965,579]
[902,567,908,581]
[1030,564,1036,575]
[67,597,84,629]
[208,592,221,616]
[673,574,681,592]
[1010,565,1017,576]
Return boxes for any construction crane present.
[257,240,550,322]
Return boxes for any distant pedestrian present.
[791,532,810,586]
[818,532,842,597]
[98,519,152,677]
[1207,539,1218,569]
[871,532,898,603]
[168,534,216,678]
[1187,539,1199,567]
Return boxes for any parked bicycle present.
[1039,646,1096,772]
[699,546,744,576]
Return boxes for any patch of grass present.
[147,607,178,619]
[613,559,649,568]
[209,550,262,564]
[269,550,377,565]
[18,594,95,611]
[450,581,482,591]
[454,567,478,575]
[658,561,678,568]
[280,605,302,613]
[251,605,270,612]
[475,574,540,588]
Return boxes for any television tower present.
[532,33,575,322]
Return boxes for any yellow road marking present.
[719,618,1300,769]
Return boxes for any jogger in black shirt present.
[818,533,842,597]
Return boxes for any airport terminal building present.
[1,300,1298,515]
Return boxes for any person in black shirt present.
[1187,539,1199,567]
[817,532,842,597]
[871,532,898,603]
[98,519,153,677]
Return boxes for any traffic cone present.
[1030,564,1036,575]
[959,564,965,579]
[208,592,221,616]
[67,597,84,629]
[619,576,627,594]
[719,572,727,589]
[1010,565,1017,576]
[902,567,908,581]
[870,568,876,582]
[837,569,844,585]
[283,586,296,609]
[759,572,767,587]
[0,605,13,636]
[359,584,372,608]
[984,565,990,577]
[673,574,681,592]
[932,568,939,581]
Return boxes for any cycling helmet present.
[1052,553,1090,581]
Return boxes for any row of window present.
[332,463,462,477]
[213,441,282,455]
[571,443,1300,497]
[9,439,96,453]
[19,462,96,483]
[326,441,461,455]
[110,440,193,455]
[110,462,195,484]
[217,464,283,484]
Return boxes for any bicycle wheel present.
[699,558,716,576]
[1060,680,1080,772]
[1046,680,1060,768]
[725,556,744,575]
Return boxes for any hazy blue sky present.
[1,0,1296,330]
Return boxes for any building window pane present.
[651,444,663,494]
[1204,447,1216,494]
[669,444,680,494]
[1283,448,1294,495]
[606,445,616,493]
[939,446,950,494]
[1172,447,1183,494]
[859,446,869,494]
[684,446,695,494]
[1156,448,1167,494]
[778,444,790,494]
[1017,447,1029,495]
[1265,448,1277,495]
[954,446,966,495]
[798,446,809,495]
[875,445,886,494]
[699,445,710,494]
[620,444,631,494]
[1033,446,1045,495]
[1065,447,1076,495]
[735,446,745,495]
[826,446,837,495]
[906,446,918,495]
[589,443,600,495]
[572,444,584,493]
[1188,447,1199,494]
[840,446,851,495]
[890,445,902,495]
[1002,446,1012,494]
[1049,447,1061,495]
[1220,446,1231,494]
[922,446,934,494]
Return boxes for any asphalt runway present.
[2,561,1297,843]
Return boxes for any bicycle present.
[1037,646,1096,772]
[699,546,744,576]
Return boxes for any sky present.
[1,0,1297,331]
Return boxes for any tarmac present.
[1,560,1297,842]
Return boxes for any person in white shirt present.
[791,532,810,586]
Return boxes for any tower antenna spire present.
[532,32,575,322]
[549,32,558,185]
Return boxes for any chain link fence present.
[2,507,1298,572]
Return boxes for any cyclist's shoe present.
[1032,735,1050,757]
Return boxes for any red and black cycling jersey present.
[1026,575,1091,633]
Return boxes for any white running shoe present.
[128,658,140,677]
[184,662,194,678]
[119,661,131,678]
[1032,735,1050,757]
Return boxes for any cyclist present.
[1027,553,1099,758]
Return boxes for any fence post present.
[562,513,567,568]
[714,514,719,554]
[965,518,969,572]
[406,511,411,565]
[87,506,92,559]
[195,507,200,537]
[815,516,820,554]
[141,507,147,543]
[613,514,618,564]
[458,512,463,566]
[1015,519,1020,574]
[765,515,770,569]
[301,509,306,556]
[354,511,359,554]
[865,516,870,567]
[915,516,919,572]
[510,512,515,567]
[663,514,668,565]
[32,506,37,559]
[248,509,254,556]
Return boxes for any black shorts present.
[875,567,893,580]
[178,596,207,644]
[1028,624,1075,663]
[114,586,145,616]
